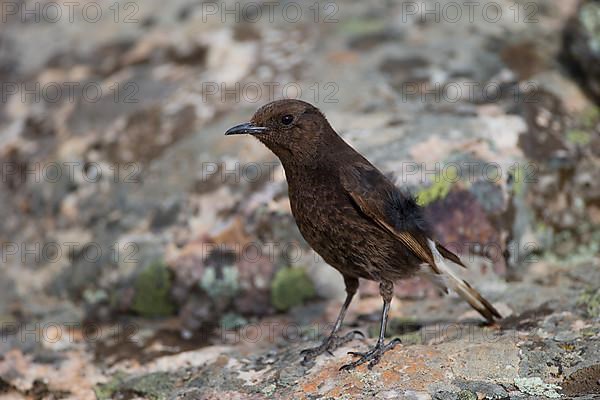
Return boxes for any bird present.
[225,99,501,370]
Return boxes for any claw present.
[300,331,363,364]
[339,339,401,371]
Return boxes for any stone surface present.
[0,0,599,398]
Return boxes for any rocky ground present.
[0,0,599,399]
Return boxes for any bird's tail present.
[424,239,501,323]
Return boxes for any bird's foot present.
[339,337,401,371]
[300,330,364,365]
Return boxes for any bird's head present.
[225,99,335,165]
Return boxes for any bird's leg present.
[301,276,363,365]
[340,281,401,371]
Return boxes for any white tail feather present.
[425,239,501,322]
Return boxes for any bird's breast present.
[286,175,384,277]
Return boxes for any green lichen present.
[579,106,600,129]
[514,377,562,398]
[510,164,526,196]
[270,267,316,311]
[457,390,478,400]
[416,167,459,206]
[566,130,592,145]
[261,384,276,397]
[120,372,175,400]
[94,372,127,400]
[580,2,600,53]
[578,288,600,318]
[398,331,422,345]
[369,317,421,344]
[83,288,108,305]
[515,376,561,399]
[339,19,386,35]
[200,265,239,299]
[132,260,175,318]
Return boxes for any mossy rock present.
[95,372,175,400]
[200,265,239,300]
[220,312,248,330]
[94,372,127,400]
[578,288,600,318]
[271,267,316,311]
[566,129,592,145]
[416,167,459,206]
[132,260,175,318]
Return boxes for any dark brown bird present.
[225,99,501,370]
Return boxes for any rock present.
[453,380,509,400]
[424,187,507,275]
[0,0,599,398]
[513,377,562,399]
[578,288,600,318]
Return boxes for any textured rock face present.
[0,0,599,398]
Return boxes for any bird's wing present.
[341,162,500,322]
[340,162,440,271]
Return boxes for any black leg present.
[300,276,363,365]
[340,280,401,371]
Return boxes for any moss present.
[566,130,592,145]
[416,167,459,206]
[270,267,316,311]
[578,288,600,318]
[131,260,175,318]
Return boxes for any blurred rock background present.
[0,0,599,398]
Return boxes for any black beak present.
[225,122,267,136]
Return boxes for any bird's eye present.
[281,114,294,125]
